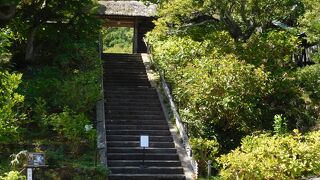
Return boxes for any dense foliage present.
[147,0,320,177]
[0,0,107,178]
[219,130,320,179]
[102,27,133,53]
[0,71,24,142]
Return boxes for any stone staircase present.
[103,54,186,180]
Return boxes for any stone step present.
[107,153,180,160]
[109,167,184,174]
[107,135,173,142]
[105,85,152,89]
[105,87,156,91]
[106,110,163,116]
[108,174,185,180]
[104,64,145,68]
[103,75,149,80]
[107,148,176,154]
[105,102,161,107]
[103,57,143,61]
[106,125,168,131]
[106,114,165,120]
[105,93,158,100]
[103,54,142,58]
[103,77,149,82]
[104,83,151,87]
[105,106,162,111]
[105,69,147,73]
[105,95,159,103]
[108,160,181,167]
[104,81,150,85]
[105,90,157,96]
[107,141,174,148]
[107,130,171,136]
[106,119,167,125]
[104,76,149,80]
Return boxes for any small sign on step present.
[140,135,149,148]
[27,168,32,180]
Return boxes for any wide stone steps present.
[107,135,173,142]
[108,160,181,167]
[107,141,174,148]
[108,147,177,154]
[105,87,157,92]
[106,106,162,111]
[107,129,171,136]
[105,90,157,97]
[106,125,169,131]
[106,110,163,115]
[108,174,186,180]
[105,69,149,73]
[106,119,167,125]
[106,114,165,120]
[109,167,184,174]
[103,54,185,180]
[107,153,180,160]
[105,96,158,102]
[106,101,161,107]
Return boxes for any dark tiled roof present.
[98,0,157,17]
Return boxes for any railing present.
[96,32,107,166]
[293,44,319,66]
[143,38,198,178]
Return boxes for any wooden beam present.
[133,17,138,53]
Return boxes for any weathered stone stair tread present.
[106,102,161,107]
[105,87,156,91]
[107,130,171,136]
[106,114,165,119]
[108,174,186,180]
[106,106,162,111]
[106,109,162,114]
[107,147,176,153]
[105,88,156,96]
[107,125,168,130]
[105,98,158,103]
[107,141,174,148]
[109,167,184,174]
[106,120,167,125]
[108,160,181,167]
[107,153,180,160]
[107,135,172,141]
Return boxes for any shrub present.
[273,114,288,134]
[0,171,25,180]
[45,108,96,152]
[0,71,25,142]
[190,138,220,176]
[219,130,320,179]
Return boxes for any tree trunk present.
[25,27,37,62]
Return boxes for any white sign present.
[27,168,32,180]
[140,135,149,148]
[27,152,45,167]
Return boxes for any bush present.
[45,108,96,152]
[190,138,220,176]
[219,130,320,179]
[0,71,25,142]
[0,171,25,180]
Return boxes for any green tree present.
[148,0,304,41]
[146,0,320,151]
